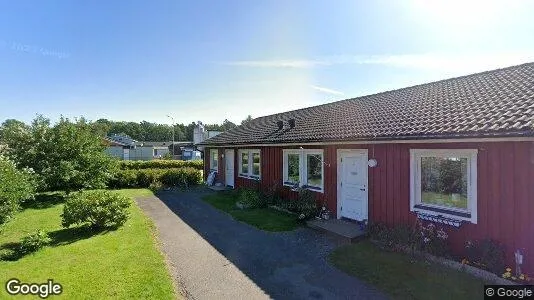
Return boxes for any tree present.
[0,155,36,226]
[1,116,118,192]
[222,119,237,131]
[241,115,253,125]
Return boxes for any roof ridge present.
[251,61,534,121]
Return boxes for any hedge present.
[108,167,202,189]
[118,160,203,171]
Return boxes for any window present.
[283,149,324,192]
[210,149,218,171]
[410,149,477,223]
[238,149,261,179]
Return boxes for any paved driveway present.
[135,189,387,300]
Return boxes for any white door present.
[225,149,235,188]
[338,150,368,221]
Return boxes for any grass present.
[0,189,176,299]
[329,240,487,300]
[422,191,468,209]
[202,191,300,232]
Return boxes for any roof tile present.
[202,63,534,145]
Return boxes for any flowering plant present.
[417,221,450,257]
[502,267,532,283]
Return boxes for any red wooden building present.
[200,63,534,274]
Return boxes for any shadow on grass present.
[21,192,66,210]
[0,226,116,261]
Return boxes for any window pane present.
[241,152,248,174]
[307,154,322,187]
[287,154,300,183]
[252,152,260,175]
[420,157,468,209]
[211,150,218,169]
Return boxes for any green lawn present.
[0,189,176,299]
[422,191,468,209]
[329,241,487,300]
[202,191,300,231]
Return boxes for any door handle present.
[360,188,366,191]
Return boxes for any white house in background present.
[104,134,171,160]
[193,122,222,151]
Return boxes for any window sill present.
[283,183,324,193]
[238,174,261,181]
[412,204,473,222]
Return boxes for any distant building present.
[193,122,222,151]
[104,134,197,160]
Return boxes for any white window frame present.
[210,149,218,171]
[410,149,478,224]
[282,149,324,192]
[283,149,301,185]
[238,149,261,180]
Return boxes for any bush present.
[465,239,505,274]
[19,229,51,255]
[108,167,202,189]
[369,221,451,257]
[118,160,203,171]
[61,190,131,229]
[0,155,36,226]
[1,116,118,192]
[262,182,282,205]
[236,188,265,209]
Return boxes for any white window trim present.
[210,149,218,171]
[238,149,261,180]
[409,149,478,224]
[282,149,324,193]
[283,149,301,186]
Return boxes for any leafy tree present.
[1,116,117,192]
[241,115,253,125]
[0,155,36,226]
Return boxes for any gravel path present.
[135,189,388,300]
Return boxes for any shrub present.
[369,221,451,257]
[236,188,265,209]
[61,190,131,229]
[19,229,51,255]
[118,160,203,171]
[0,155,36,226]
[1,116,118,192]
[296,188,317,219]
[465,239,505,274]
[262,182,282,205]
[108,167,202,189]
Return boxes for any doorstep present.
[307,218,367,243]
[208,185,233,191]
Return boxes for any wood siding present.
[207,142,534,273]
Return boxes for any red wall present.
[207,142,534,273]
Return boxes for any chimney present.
[276,120,284,130]
[288,119,296,128]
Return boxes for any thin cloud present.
[310,85,344,96]
[220,59,329,68]
[220,53,534,71]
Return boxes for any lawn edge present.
[132,195,186,300]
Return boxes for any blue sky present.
[1,0,534,125]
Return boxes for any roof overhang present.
[201,135,534,148]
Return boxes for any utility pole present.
[166,115,175,156]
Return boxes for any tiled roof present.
[201,63,534,145]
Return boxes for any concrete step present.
[306,218,367,243]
